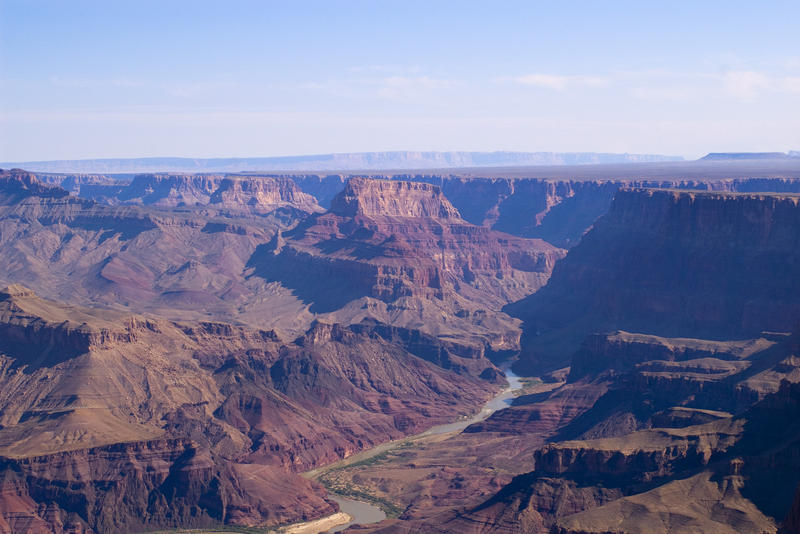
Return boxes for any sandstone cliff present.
[0,169,69,200]
[329,178,462,219]
[102,172,322,217]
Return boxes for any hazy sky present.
[1,0,799,160]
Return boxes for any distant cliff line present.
[0,151,684,173]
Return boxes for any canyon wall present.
[40,168,800,249]
[292,174,800,247]
[507,189,800,373]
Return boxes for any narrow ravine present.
[306,367,525,532]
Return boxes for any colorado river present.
[326,496,387,533]
[310,367,524,532]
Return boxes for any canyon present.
[0,157,799,533]
[332,187,800,534]
[0,284,500,532]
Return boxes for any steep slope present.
[0,168,70,200]
[507,189,800,373]
[0,169,565,358]
[0,287,500,532]
[36,172,126,197]
[250,177,565,354]
[293,172,800,247]
[342,342,800,534]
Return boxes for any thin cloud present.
[347,65,422,74]
[721,70,770,101]
[630,86,693,102]
[717,70,800,100]
[507,74,608,90]
[298,74,456,101]
[782,76,800,93]
[376,76,457,100]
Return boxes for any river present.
[318,368,523,532]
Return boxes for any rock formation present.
[508,189,800,373]
[114,173,322,215]
[0,287,500,532]
[209,176,320,213]
[250,177,565,353]
[0,168,319,336]
[38,162,800,248]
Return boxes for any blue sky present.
[1,0,799,160]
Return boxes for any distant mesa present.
[700,152,793,160]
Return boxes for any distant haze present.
[0,151,684,174]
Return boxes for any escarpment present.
[0,438,337,534]
[288,172,800,248]
[0,170,316,335]
[329,177,463,218]
[0,285,138,370]
[117,173,225,205]
[42,166,800,249]
[0,169,70,200]
[508,189,800,373]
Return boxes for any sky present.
[1,0,799,161]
